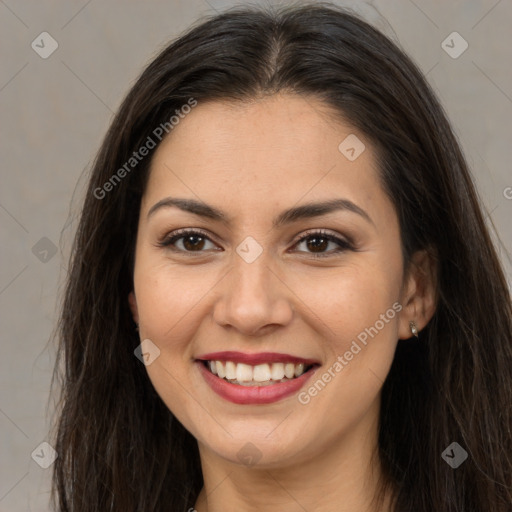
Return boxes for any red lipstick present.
[195,351,320,366]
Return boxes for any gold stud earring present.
[409,321,419,338]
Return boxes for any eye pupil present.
[183,235,205,251]
[307,236,328,252]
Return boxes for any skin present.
[128,93,437,512]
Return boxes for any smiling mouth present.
[200,360,318,386]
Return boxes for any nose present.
[212,252,294,337]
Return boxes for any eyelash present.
[157,228,354,258]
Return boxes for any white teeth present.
[205,360,310,383]
[284,363,296,379]
[236,363,253,382]
[216,361,226,379]
[225,361,237,380]
[253,363,271,382]
[271,362,285,380]
[294,363,305,377]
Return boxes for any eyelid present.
[292,228,354,248]
[290,229,354,258]
[157,227,218,251]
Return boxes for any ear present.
[397,248,437,340]
[128,291,139,325]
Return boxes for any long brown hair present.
[50,3,512,510]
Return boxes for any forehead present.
[142,93,388,225]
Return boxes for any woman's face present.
[129,93,416,469]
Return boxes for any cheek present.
[287,262,401,352]
[135,260,212,340]
[133,265,207,419]
[291,269,400,437]
[288,262,401,420]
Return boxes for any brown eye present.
[293,230,353,258]
[159,229,217,253]
[180,233,207,251]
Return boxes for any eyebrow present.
[147,196,375,228]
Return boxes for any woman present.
[50,3,512,511]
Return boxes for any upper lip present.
[195,351,320,366]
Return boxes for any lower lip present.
[196,361,318,404]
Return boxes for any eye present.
[291,229,354,258]
[158,229,218,254]
[157,228,354,258]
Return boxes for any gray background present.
[1,0,511,510]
